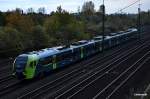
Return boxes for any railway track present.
[17,48,139,98]
[72,52,150,99]
[1,39,139,98]
[0,80,21,96]
[0,58,14,80]
[0,74,20,97]
[0,58,13,64]
[0,64,12,72]
[0,58,13,67]
[94,54,150,99]
[52,44,148,99]
[0,58,13,77]
[51,40,150,99]
[17,37,150,98]
[0,75,13,84]
[0,70,11,79]
[0,32,149,99]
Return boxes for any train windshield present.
[15,56,28,71]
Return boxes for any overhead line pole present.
[102,0,105,52]
[138,0,141,42]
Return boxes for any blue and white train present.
[12,28,138,79]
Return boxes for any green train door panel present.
[25,54,38,79]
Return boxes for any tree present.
[27,8,34,14]
[0,11,5,26]
[37,7,46,14]
[14,8,23,14]
[44,16,60,37]
[81,1,95,15]
[6,11,34,33]
[56,6,63,13]
[6,10,35,50]
[0,27,23,50]
[44,7,90,45]
[32,25,50,49]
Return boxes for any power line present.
[116,0,140,13]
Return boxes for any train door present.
[72,48,80,61]
[90,43,96,54]
[53,55,57,70]
[109,39,112,47]
[95,41,102,52]
[104,39,110,49]
[99,41,102,51]
[25,55,38,79]
[117,36,121,44]
[116,36,119,45]
[85,44,92,56]
[81,47,84,59]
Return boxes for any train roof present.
[109,32,118,36]
[127,28,137,32]
[17,45,74,59]
[93,36,107,41]
[21,48,59,58]
[70,40,95,48]
[108,28,137,38]
[16,28,137,59]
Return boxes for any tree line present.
[0,1,150,57]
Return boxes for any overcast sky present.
[0,0,149,14]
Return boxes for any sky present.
[0,0,149,14]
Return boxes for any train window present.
[34,61,36,66]
[57,51,73,62]
[66,52,72,59]
[62,53,71,60]
[56,55,62,62]
[29,61,34,68]
[39,57,52,66]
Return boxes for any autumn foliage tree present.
[44,6,90,45]
[0,2,150,57]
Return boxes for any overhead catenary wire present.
[116,0,141,13]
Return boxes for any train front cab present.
[13,54,38,79]
[13,55,28,79]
